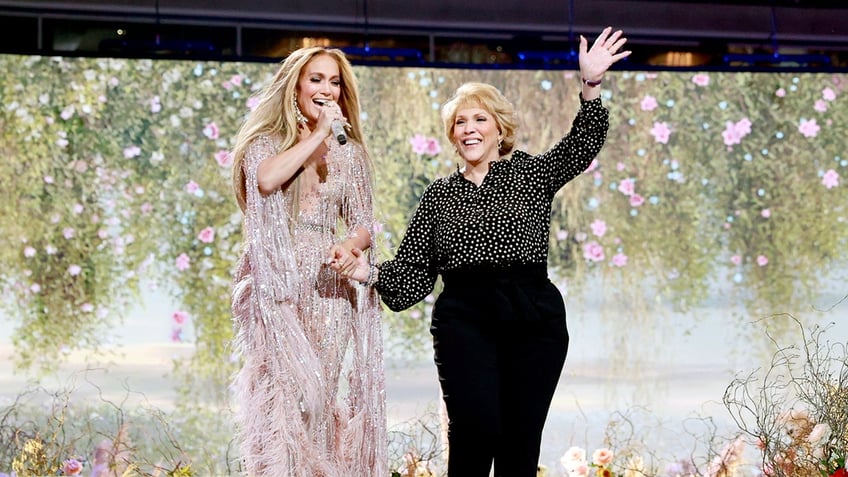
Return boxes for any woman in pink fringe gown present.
[229,47,387,477]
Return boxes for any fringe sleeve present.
[339,141,376,247]
[230,134,331,476]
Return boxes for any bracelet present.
[360,264,378,287]
[582,77,602,87]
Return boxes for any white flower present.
[807,422,831,444]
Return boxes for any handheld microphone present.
[315,99,348,145]
[331,120,348,145]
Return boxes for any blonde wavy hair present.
[440,82,518,158]
[231,47,367,211]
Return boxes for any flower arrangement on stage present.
[724,318,847,477]
[749,408,846,477]
[560,446,618,477]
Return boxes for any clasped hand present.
[328,245,369,283]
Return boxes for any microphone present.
[315,99,348,145]
[331,120,348,145]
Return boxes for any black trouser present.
[431,264,569,477]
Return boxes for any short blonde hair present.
[441,82,518,157]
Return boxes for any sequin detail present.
[231,133,387,476]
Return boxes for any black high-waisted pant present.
[431,263,569,477]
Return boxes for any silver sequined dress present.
[231,133,387,477]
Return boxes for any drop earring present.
[293,93,307,124]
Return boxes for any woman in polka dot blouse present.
[332,27,630,477]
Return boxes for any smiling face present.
[296,53,342,125]
[452,104,502,166]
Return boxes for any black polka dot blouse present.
[375,95,609,312]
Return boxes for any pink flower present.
[424,138,441,156]
[722,127,741,147]
[650,121,672,144]
[63,458,83,475]
[561,446,587,466]
[411,134,441,155]
[150,96,161,113]
[822,87,836,101]
[730,254,742,265]
[246,96,260,111]
[592,448,614,466]
[123,145,141,158]
[583,241,605,262]
[63,227,75,239]
[80,303,94,313]
[24,246,36,258]
[172,310,189,325]
[640,95,658,111]
[776,88,786,97]
[735,118,752,136]
[798,118,820,138]
[556,229,569,240]
[629,194,645,207]
[618,178,635,196]
[175,253,190,271]
[590,219,607,237]
[214,150,232,167]
[611,253,628,267]
[203,122,219,139]
[584,159,599,173]
[198,226,215,243]
[757,255,768,266]
[30,283,41,293]
[171,327,183,342]
[44,175,55,184]
[616,162,626,171]
[822,169,839,189]
[692,73,710,86]
[185,181,199,193]
[761,208,771,218]
[230,74,243,86]
[68,264,82,276]
[410,134,427,154]
[721,118,752,147]
[814,100,828,112]
[140,202,153,214]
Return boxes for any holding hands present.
[328,246,371,283]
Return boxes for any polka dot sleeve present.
[374,95,610,312]
[515,95,609,197]
[374,181,440,312]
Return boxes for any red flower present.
[831,468,847,477]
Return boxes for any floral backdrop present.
[0,54,846,476]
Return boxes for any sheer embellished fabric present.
[231,133,387,477]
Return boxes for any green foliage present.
[0,381,237,475]
[1,56,847,389]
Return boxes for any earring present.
[498,137,503,149]
[293,93,307,124]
